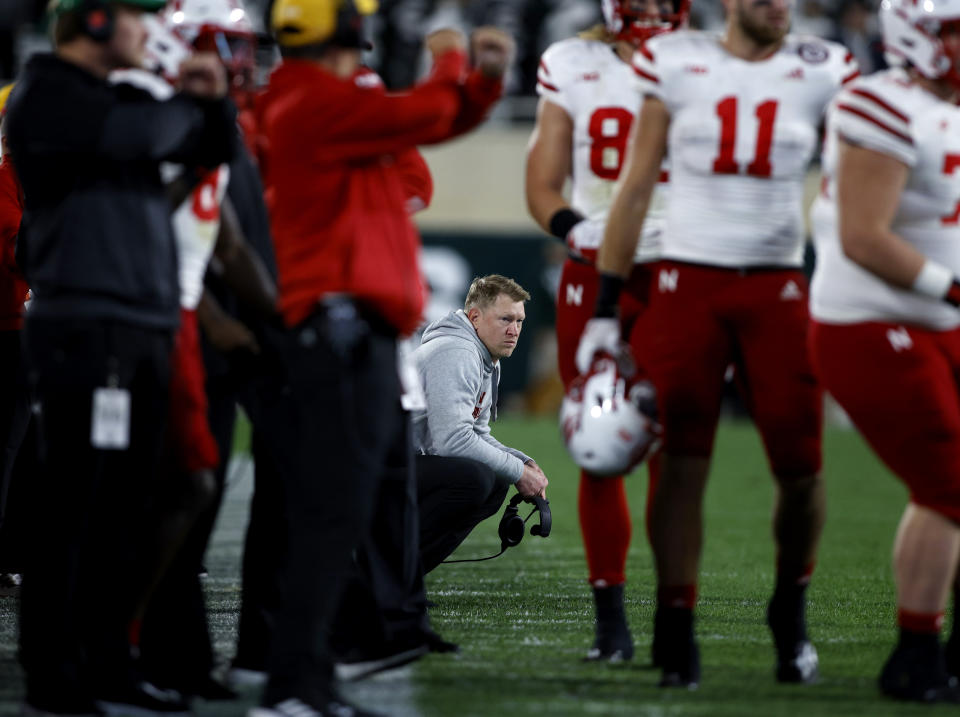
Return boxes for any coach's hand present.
[575,317,621,375]
[426,28,467,57]
[517,462,548,499]
[470,26,515,79]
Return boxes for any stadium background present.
[0,2,944,715]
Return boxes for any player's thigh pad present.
[811,321,960,522]
[732,271,822,480]
[639,262,733,457]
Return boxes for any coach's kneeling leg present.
[418,456,503,572]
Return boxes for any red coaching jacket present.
[0,156,28,330]
[255,49,501,335]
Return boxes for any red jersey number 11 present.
[712,97,779,179]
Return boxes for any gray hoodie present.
[411,310,531,483]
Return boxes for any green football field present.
[0,417,955,716]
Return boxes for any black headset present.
[69,0,115,43]
[443,494,551,564]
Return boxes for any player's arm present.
[524,97,579,238]
[836,140,921,286]
[597,95,668,279]
[574,95,668,374]
[835,139,955,301]
[211,197,278,319]
[197,289,260,354]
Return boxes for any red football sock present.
[579,470,631,586]
[658,583,697,610]
[898,608,944,634]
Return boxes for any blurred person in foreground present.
[4,0,237,711]
[525,0,688,663]
[577,0,858,689]
[249,0,513,713]
[809,0,960,702]
[0,82,31,596]
[410,274,548,572]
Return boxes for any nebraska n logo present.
[886,326,913,353]
[472,392,486,419]
[659,268,679,293]
[566,284,584,306]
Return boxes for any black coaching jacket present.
[5,53,237,329]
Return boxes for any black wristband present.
[548,208,585,240]
[594,272,624,318]
[946,279,960,307]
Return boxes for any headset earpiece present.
[498,494,526,548]
[83,0,115,43]
[529,496,551,538]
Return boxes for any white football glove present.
[566,218,605,254]
[575,317,621,375]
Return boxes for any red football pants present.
[810,320,960,522]
[639,261,822,480]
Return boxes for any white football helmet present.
[560,355,661,478]
[162,0,257,92]
[880,0,960,89]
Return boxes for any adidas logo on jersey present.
[786,67,805,80]
[779,280,802,301]
[886,327,913,353]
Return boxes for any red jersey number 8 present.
[192,168,223,223]
[588,107,634,180]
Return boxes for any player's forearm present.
[597,185,652,277]
[840,226,925,291]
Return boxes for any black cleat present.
[767,596,818,684]
[585,584,634,663]
[585,619,634,663]
[880,643,960,703]
[658,639,700,689]
[655,606,699,688]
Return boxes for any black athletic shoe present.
[658,639,700,689]
[585,618,634,662]
[334,641,429,682]
[249,696,382,717]
[655,607,699,689]
[946,633,960,679]
[880,643,960,703]
[585,584,634,663]
[95,681,191,716]
[767,595,818,684]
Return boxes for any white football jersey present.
[810,69,960,330]
[171,164,230,310]
[537,37,666,263]
[633,31,858,267]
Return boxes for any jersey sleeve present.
[536,43,574,115]
[630,43,664,101]
[832,80,916,167]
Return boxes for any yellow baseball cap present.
[271,0,377,48]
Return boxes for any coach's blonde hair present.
[464,275,531,311]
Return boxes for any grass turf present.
[0,417,953,715]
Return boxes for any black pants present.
[416,455,508,572]
[137,370,239,691]
[19,318,172,706]
[263,306,418,705]
[0,329,32,573]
